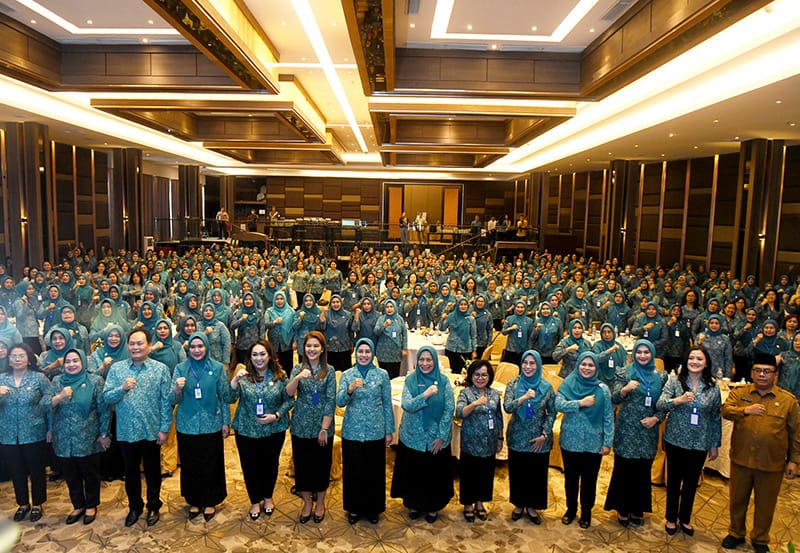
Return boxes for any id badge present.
[525,404,534,420]
[608,358,614,368]
[256,399,264,416]
[644,393,652,407]
[690,409,699,426]
[675,329,680,337]
[643,330,649,338]
[392,330,397,338]
[311,390,320,405]
[416,308,421,316]
[194,385,203,400]
[517,330,523,338]
[488,415,494,430]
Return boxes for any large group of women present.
[1,242,798,535]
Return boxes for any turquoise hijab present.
[60,348,93,416]
[559,351,606,426]
[405,345,445,432]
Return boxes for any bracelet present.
[320,428,329,434]
[274,412,281,420]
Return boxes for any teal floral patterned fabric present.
[0,370,51,445]
[457,385,504,457]
[288,363,336,439]
[230,372,293,438]
[103,358,174,442]
[656,375,722,451]
[336,365,395,441]
[48,373,111,457]
[502,376,556,453]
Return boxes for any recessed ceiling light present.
[789,122,797,127]
[608,152,612,155]
[668,133,675,137]
[147,19,154,25]
[467,24,473,31]
[634,144,638,148]
[490,44,497,50]
[331,21,337,26]
[281,21,287,26]
[589,28,595,33]
[141,38,150,43]
[531,26,537,32]
[661,153,666,157]
[586,158,591,162]
[301,57,306,61]
[734,136,740,140]
[86,19,93,25]
[344,57,349,62]
[776,100,782,104]
[409,23,415,28]
[694,145,699,149]
[713,119,719,123]
[30,19,36,24]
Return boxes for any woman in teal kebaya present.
[503,350,556,524]
[286,331,336,524]
[336,338,394,524]
[171,332,233,521]
[230,340,293,520]
[391,345,454,523]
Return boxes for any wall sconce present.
[758,233,766,241]
[20,216,28,224]
[619,227,627,234]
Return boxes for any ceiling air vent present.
[601,0,635,21]
[407,0,420,16]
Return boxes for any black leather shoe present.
[124,510,141,527]
[263,506,274,517]
[347,513,359,524]
[66,511,84,525]
[463,508,475,522]
[579,517,591,529]
[203,509,216,522]
[248,510,260,521]
[561,512,576,525]
[299,512,312,524]
[13,505,30,522]
[425,512,438,524]
[665,522,678,535]
[526,509,540,525]
[187,508,201,521]
[146,510,159,526]
[679,523,694,536]
[721,535,746,549]
[618,516,630,528]
[409,510,422,520]
[753,544,769,553]
[83,512,96,525]
[511,508,523,521]
[629,514,644,526]
[29,507,43,523]
[313,511,325,523]
[367,514,379,524]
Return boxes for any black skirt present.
[177,431,227,508]
[292,435,333,492]
[459,452,496,505]
[342,439,386,515]
[390,441,454,513]
[603,454,654,515]
[507,449,550,509]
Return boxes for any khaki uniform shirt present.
[721,384,800,472]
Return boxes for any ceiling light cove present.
[13,0,180,35]
[431,0,599,43]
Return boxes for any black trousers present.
[277,349,294,375]
[664,441,708,524]
[2,442,47,506]
[235,432,285,504]
[501,350,522,366]
[59,454,101,510]
[119,440,162,512]
[380,361,401,379]
[562,450,602,519]
[445,350,471,374]
[328,350,352,373]
[604,455,654,515]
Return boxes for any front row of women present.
[1,334,720,536]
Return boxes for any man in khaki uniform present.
[721,352,800,553]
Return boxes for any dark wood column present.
[739,139,785,283]
[3,122,51,271]
[605,160,640,264]
[177,165,202,239]
[110,148,143,253]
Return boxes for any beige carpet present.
[3,439,800,553]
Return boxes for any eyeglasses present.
[473,373,489,379]
[752,368,777,375]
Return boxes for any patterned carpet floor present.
[3,439,800,553]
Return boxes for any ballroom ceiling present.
[0,0,797,179]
